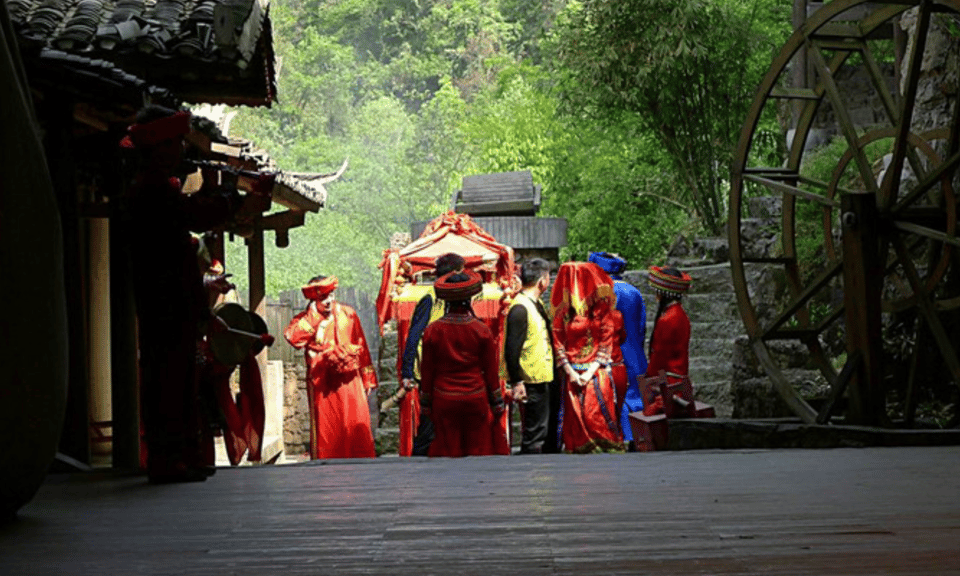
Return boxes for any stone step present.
[731,368,827,419]
[688,356,735,372]
[687,337,738,358]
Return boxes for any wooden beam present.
[72,104,109,131]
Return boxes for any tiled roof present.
[27,48,174,106]
[7,0,276,107]
[452,170,542,216]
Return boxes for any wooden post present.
[110,215,141,470]
[248,226,266,322]
[841,193,884,426]
[248,226,268,375]
[87,217,112,457]
[106,142,141,471]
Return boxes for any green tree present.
[458,62,689,266]
[555,0,791,234]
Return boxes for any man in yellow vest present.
[400,252,466,455]
[503,258,554,454]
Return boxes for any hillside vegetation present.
[226,0,792,294]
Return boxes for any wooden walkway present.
[3,447,960,575]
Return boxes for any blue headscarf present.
[588,252,627,279]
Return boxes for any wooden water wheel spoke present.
[799,175,857,196]
[892,234,960,390]
[808,45,882,196]
[859,39,901,119]
[770,87,820,100]
[857,39,931,181]
[759,262,842,339]
[763,306,845,342]
[782,50,853,168]
[882,0,934,209]
[731,0,960,427]
[741,256,797,264]
[892,148,960,213]
[892,221,960,248]
[743,174,840,207]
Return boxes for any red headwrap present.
[120,110,191,149]
[434,271,483,301]
[648,266,692,296]
[302,276,339,301]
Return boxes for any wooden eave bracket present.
[260,209,306,248]
[260,210,305,231]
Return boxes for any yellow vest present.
[509,293,554,384]
[413,288,446,380]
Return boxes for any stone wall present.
[282,360,309,458]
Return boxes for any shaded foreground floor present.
[3,447,960,575]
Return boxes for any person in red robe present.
[419,271,505,457]
[196,254,272,468]
[284,276,378,459]
[120,105,241,483]
[551,262,624,453]
[643,266,693,416]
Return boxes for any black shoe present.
[196,465,217,478]
[148,461,209,484]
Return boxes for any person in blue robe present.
[588,252,648,448]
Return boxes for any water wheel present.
[730,0,960,426]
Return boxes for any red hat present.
[302,276,338,301]
[648,266,692,296]
[434,271,483,301]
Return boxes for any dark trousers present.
[542,376,562,453]
[519,382,551,454]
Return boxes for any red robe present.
[644,302,691,416]
[646,303,690,381]
[285,302,378,459]
[553,300,624,453]
[420,313,502,457]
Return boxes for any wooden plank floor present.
[3,447,960,575]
